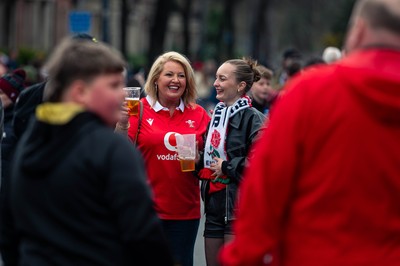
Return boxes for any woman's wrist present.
[115,121,130,131]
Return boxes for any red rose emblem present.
[210,130,221,148]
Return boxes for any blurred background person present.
[194,59,219,112]
[1,38,173,266]
[0,69,26,179]
[0,69,26,264]
[322,46,342,63]
[248,65,277,115]
[197,58,265,266]
[116,51,210,266]
[273,48,302,89]
[220,0,400,265]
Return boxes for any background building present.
[0,0,355,73]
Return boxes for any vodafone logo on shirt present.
[156,132,182,161]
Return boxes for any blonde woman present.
[117,51,210,266]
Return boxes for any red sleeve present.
[220,81,307,265]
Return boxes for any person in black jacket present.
[2,38,173,266]
[197,58,265,266]
[0,69,26,265]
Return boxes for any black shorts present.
[203,189,233,238]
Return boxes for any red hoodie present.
[220,49,400,266]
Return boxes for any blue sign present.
[69,11,91,33]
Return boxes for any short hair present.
[255,65,273,80]
[357,0,400,34]
[144,51,196,107]
[44,38,125,102]
[283,48,302,60]
[224,58,261,93]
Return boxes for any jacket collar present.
[36,103,85,125]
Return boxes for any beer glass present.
[123,87,141,115]
[175,134,196,172]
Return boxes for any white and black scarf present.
[204,96,251,169]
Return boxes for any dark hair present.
[44,38,125,102]
[283,48,302,60]
[225,57,261,93]
[359,0,400,34]
[287,60,302,77]
[304,57,326,68]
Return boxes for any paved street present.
[194,203,206,266]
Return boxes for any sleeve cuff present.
[221,161,228,175]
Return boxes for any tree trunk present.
[217,0,235,62]
[2,0,13,48]
[182,0,191,57]
[102,0,109,43]
[147,0,173,68]
[120,0,129,59]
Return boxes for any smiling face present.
[155,61,187,107]
[213,63,245,106]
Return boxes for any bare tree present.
[217,0,236,61]
[147,0,173,68]
[1,0,13,48]
[251,0,271,64]
[177,0,192,57]
[120,0,131,58]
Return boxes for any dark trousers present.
[161,219,200,266]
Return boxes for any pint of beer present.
[180,158,196,172]
[126,98,140,116]
[175,134,197,172]
[123,87,141,116]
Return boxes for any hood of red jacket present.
[337,49,400,123]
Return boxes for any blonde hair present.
[144,51,197,107]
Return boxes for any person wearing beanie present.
[0,69,26,106]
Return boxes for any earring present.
[155,83,158,93]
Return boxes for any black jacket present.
[12,81,45,139]
[200,107,265,221]
[2,107,17,178]
[0,107,19,266]
[4,111,173,266]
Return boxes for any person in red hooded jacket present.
[220,0,400,265]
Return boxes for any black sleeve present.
[104,137,174,265]
[12,82,45,139]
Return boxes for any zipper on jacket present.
[225,184,229,224]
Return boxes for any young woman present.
[198,58,265,266]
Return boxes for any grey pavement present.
[194,202,206,266]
